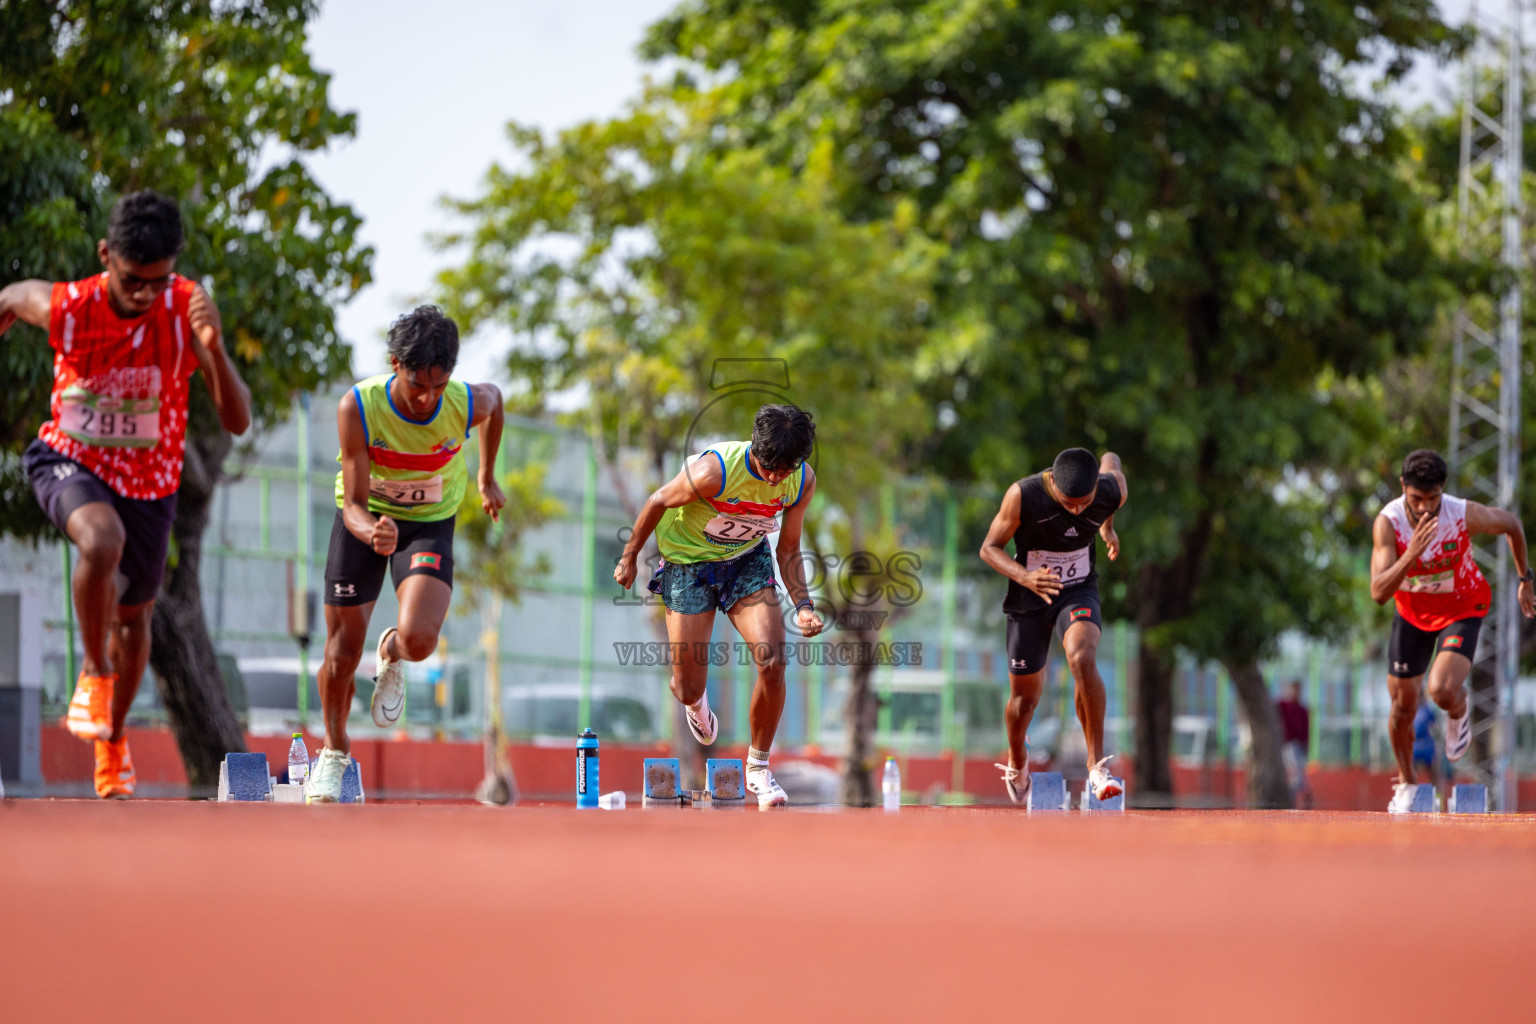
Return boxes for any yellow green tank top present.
[656,440,807,564]
[333,373,472,522]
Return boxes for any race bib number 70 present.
[1025,547,1091,582]
[370,475,443,507]
[59,384,160,449]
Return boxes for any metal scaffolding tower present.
[1449,0,1524,811]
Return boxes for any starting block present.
[1448,783,1489,814]
[1391,783,1437,813]
[1026,772,1070,812]
[706,759,745,803]
[643,757,682,805]
[218,752,271,802]
[1082,779,1126,813]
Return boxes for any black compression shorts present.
[1387,613,1482,679]
[1004,588,1102,676]
[324,510,455,606]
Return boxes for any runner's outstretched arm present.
[469,382,505,522]
[0,280,51,336]
[336,389,396,555]
[979,482,1063,604]
[612,456,723,589]
[775,468,824,638]
[1369,513,1437,605]
[187,284,251,435]
[1466,502,1536,617]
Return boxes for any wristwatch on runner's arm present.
[1520,567,1535,585]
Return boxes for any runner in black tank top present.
[980,447,1128,806]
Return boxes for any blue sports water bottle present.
[576,729,599,808]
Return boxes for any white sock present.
[747,747,770,770]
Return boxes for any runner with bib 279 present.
[311,306,505,803]
[980,447,1127,806]
[1369,449,1534,814]
[613,404,824,809]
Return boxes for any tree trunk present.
[839,625,880,807]
[148,431,246,788]
[1134,643,1174,801]
[1224,660,1292,810]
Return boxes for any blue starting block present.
[1026,772,1069,812]
[303,755,366,804]
[643,757,681,804]
[706,759,745,801]
[219,752,271,802]
[1448,783,1488,814]
[1392,783,1437,813]
[1082,778,1126,813]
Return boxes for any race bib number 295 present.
[59,385,160,449]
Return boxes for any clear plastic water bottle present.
[288,733,309,786]
[882,756,901,812]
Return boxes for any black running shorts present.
[1004,588,1102,676]
[324,510,455,606]
[1387,613,1482,679]
[23,438,176,607]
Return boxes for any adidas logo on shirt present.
[1064,527,1078,537]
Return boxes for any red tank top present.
[37,273,200,500]
[1380,494,1491,631]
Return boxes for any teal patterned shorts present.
[647,541,778,614]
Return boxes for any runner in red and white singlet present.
[1369,449,1534,812]
[0,191,250,798]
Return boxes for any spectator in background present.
[1276,680,1313,809]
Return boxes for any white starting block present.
[1026,772,1070,812]
[1081,778,1126,812]
[1448,783,1489,814]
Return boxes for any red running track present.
[2,801,1534,1022]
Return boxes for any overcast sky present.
[301,0,1489,386]
[303,0,678,383]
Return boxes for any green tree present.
[437,97,941,802]
[641,0,1466,804]
[0,1,371,783]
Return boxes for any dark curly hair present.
[1401,449,1448,491]
[750,404,815,472]
[106,190,184,264]
[386,305,460,374]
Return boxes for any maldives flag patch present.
[1442,540,1459,554]
[1443,635,1465,649]
[411,552,442,571]
[1070,607,1093,621]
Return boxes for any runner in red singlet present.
[0,191,251,798]
[1369,449,1534,812]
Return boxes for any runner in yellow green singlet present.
[614,405,824,808]
[310,306,506,802]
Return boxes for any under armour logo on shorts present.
[1009,658,1028,670]
[1392,661,1410,674]
[52,464,76,480]
[334,583,356,597]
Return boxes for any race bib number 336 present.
[1025,547,1091,582]
[59,385,160,449]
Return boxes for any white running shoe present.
[1387,782,1418,814]
[996,751,1031,805]
[306,747,350,804]
[685,701,718,745]
[1088,756,1122,801]
[1445,708,1471,762]
[371,627,406,728]
[746,765,788,809]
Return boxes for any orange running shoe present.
[94,737,135,799]
[66,673,115,741]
